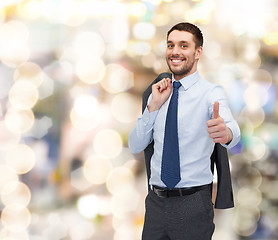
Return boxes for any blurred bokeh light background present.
[0,0,278,239]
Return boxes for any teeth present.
[172,59,181,63]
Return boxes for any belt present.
[151,184,210,198]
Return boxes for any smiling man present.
[166,27,201,79]
[129,22,240,240]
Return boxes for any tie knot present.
[173,81,182,89]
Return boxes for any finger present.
[207,118,220,127]
[164,78,169,88]
[155,80,165,92]
[212,101,220,119]
[209,131,224,139]
[166,78,172,86]
[167,78,173,91]
[212,137,227,144]
[211,137,223,143]
[207,125,219,134]
[159,78,171,92]
[161,79,168,91]
[163,78,172,89]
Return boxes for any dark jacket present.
[142,73,234,209]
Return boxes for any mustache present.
[168,55,186,60]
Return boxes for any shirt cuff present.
[221,123,241,149]
[141,106,159,132]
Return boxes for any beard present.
[166,54,197,79]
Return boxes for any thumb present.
[212,101,220,119]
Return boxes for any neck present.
[174,68,198,80]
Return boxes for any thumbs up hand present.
[207,102,233,144]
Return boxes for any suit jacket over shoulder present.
[142,72,234,209]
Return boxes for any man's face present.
[166,30,202,80]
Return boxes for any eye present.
[181,45,188,48]
[167,44,174,48]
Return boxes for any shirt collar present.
[172,71,200,91]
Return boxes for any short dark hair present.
[167,22,203,48]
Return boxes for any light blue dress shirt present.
[128,71,241,188]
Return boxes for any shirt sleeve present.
[128,95,159,154]
[208,85,241,149]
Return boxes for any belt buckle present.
[153,186,168,198]
[158,188,168,198]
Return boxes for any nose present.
[171,45,180,55]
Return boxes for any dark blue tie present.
[161,81,182,190]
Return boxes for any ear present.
[195,46,203,60]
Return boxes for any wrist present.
[147,100,160,113]
[226,127,233,144]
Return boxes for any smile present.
[170,58,185,65]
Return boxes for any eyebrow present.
[167,40,190,45]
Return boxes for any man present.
[129,22,240,240]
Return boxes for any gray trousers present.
[142,187,215,240]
